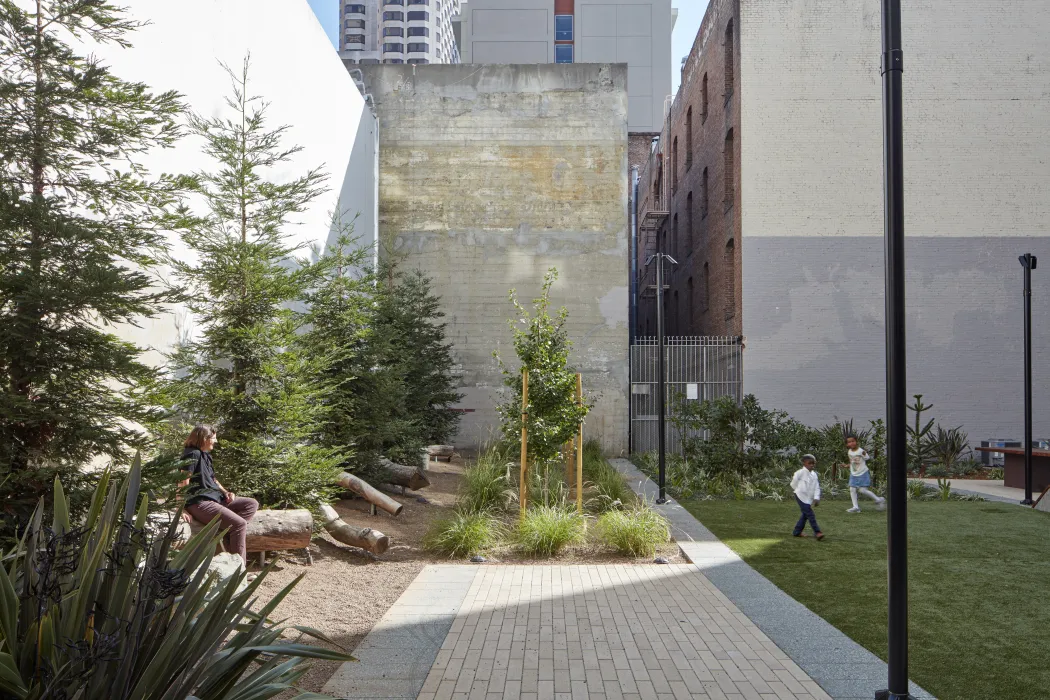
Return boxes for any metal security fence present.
[629,336,744,456]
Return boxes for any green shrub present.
[424,511,502,557]
[0,460,350,699]
[515,506,586,557]
[988,467,1005,480]
[595,506,670,557]
[459,449,516,513]
[907,479,929,500]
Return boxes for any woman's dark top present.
[180,447,225,506]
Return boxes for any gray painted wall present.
[744,236,1050,443]
[458,0,672,133]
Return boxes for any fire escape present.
[638,138,670,304]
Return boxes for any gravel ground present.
[250,457,683,695]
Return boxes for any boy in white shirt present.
[790,454,824,540]
[845,435,887,513]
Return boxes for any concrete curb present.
[610,458,936,700]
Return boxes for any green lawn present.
[685,497,1050,700]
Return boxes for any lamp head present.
[1019,254,1038,270]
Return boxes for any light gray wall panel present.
[742,236,1050,444]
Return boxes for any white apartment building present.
[340,0,461,65]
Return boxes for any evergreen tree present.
[303,259,461,472]
[160,58,341,509]
[0,1,184,523]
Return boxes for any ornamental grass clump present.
[515,506,587,557]
[423,512,503,558]
[595,504,671,558]
[458,447,516,514]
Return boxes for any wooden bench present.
[974,446,1050,492]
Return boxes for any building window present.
[408,58,430,64]
[724,239,735,319]
[407,10,429,20]
[672,214,679,260]
[702,263,710,311]
[345,34,366,44]
[345,18,365,28]
[685,107,693,170]
[686,192,693,253]
[383,42,404,52]
[407,42,429,52]
[555,15,573,41]
[383,58,405,63]
[408,26,429,36]
[701,167,709,219]
[555,44,573,63]
[361,58,380,64]
[671,137,678,193]
[724,129,734,210]
[387,0,405,4]
[701,73,709,123]
[408,0,429,4]
[345,4,366,13]
[725,20,734,101]
[384,26,404,36]
[686,277,694,332]
[673,290,679,336]
[383,11,404,20]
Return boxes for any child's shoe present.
[877,498,887,511]
[846,507,861,513]
[815,532,825,541]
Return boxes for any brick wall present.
[362,64,630,453]
[636,0,740,339]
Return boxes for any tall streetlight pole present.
[877,0,913,698]
[646,252,677,504]
[1019,253,1037,505]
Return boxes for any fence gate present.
[629,336,744,456]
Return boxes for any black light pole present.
[1019,253,1037,505]
[877,0,913,698]
[647,252,677,505]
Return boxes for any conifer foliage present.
[160,58,341,509]
[0,1,184,523]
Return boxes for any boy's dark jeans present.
[793,495,821,536]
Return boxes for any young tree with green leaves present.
[496,269,589,503]
[160,58,341,509]
[0,1,184,525]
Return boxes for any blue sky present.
[307,0,708,94]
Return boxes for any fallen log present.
[187,508,313,552]
[335,471,404,516]
[427,445,455,462]
[379,458,432,491]
[319,504,390,555]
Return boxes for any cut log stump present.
[187,508,313,553]
[320,504,390,555]
[335,471,404,516]
[379,458,432,491]
[427,445,455,462]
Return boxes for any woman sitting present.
[178,424,258,566]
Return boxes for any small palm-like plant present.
[0,459,352,700]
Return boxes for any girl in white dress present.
[846,435,886,513]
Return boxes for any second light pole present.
[647,251,677,504]
[1019,253,1037,505]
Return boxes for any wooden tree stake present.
[520,369,529,518]
[576,373,584,514]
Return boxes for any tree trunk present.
[335,471,404,516]
[187,508,313,552]
[379,458,432,491]
[319,504,390,555]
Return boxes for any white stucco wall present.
[85,0,377,363]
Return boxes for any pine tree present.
[302,259,461,473]
[0,1,184,523]
[160,58,341,509]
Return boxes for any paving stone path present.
[325,564,831,699]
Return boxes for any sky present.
[307,0,707,94]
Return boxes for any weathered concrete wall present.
[740,0,1050,441]
[361,64,630,453]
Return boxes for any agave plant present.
[931,425,971,473]
[0,459,352,700]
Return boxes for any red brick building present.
[635,0,740,338]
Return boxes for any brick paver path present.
[419,565,831,700]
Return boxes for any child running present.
[845,435,886,513]
[790,454,824,540]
